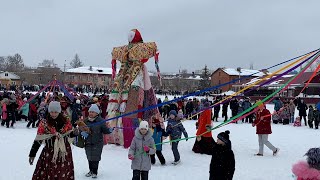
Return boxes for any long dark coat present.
[297,103,308,117]
[209,142,235,180]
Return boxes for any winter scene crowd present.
[158,95,320,129]
[1,89,320,179]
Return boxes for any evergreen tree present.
[70,54,84,68]
[199,65,211,90]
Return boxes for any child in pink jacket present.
[1,100,7,126]
[292,147,320,180]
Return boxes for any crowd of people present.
[0,90,319,179]
[157,95,320,129]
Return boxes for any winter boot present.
[85,172,92,177]
[172,160,181,165]
[273,148,280,156]
[91,174,97,178]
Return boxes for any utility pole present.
[237,67,241,83]
[63,60,66,84]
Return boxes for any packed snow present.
[0,105,319,180]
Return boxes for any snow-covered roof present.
[242,76,285,86]
[186,75,202,80]
[0,72,20,80]
[281,74,295,78]
[238,72,313,87]
[220,90,236,96]
[66,66,116,75]
[222,68,265,77]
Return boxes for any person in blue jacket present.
[150,116,166,165]
[166,110,188,165]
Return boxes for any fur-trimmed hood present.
[134,128,153,141]
[292,161,320,180]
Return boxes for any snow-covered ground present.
[0,105,319,180]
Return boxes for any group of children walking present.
[128,109,235,180]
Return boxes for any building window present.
[78,76,82,80]
[87,76,90,81]
[69,75,74,80]
[219,72,221,76]
[5,73,8,76]
[218,80,221,85]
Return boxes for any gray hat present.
[48,101,61,113]
[89,104,100,114]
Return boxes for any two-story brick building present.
[211,68,266,92]
[150,72,203,92]
[64,66,113,90]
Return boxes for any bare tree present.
[181,69,188,74]
[39,59,57,68]
[6,53,24,72]
[0,56,6,71]
[70,54,84,68]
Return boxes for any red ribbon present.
[111,59,116,80]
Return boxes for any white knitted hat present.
[139,121,149,130]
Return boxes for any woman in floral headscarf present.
[28,101,78,180]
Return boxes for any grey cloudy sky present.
[1,0,320,73]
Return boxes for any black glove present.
[29,157,35,165]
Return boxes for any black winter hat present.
[217,130,230,145]
[305,147,320,170]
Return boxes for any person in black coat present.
[209,130,235,180]
[229,97,239,121]
[222,101,229,122]
[297,100,308,126]
[213,99,221,122]
[186,99,194,119]
[6,98,18,128]
[169,102,178,113]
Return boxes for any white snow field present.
[0,104,319,180]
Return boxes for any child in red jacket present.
[252,103,279,156]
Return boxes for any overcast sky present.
[1,0,320,73]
